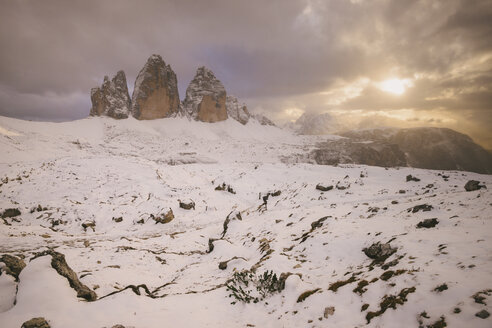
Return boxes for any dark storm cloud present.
[0,0,491,146]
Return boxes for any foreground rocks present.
[182,67,227,123]
[0,254,26,281]
[363,242,397,263]
[464,180,486,192]
[131,54,180,120]
[33,250,97,301]
[21,317,50,328]
[90,71,131,119]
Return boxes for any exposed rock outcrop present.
[131,54,180,120]
[90,71,131,119]
[226,95,250,125]
[0,254,26,281]
[33,250,97,301]
[21,317,50,328]
[182,67,227,122]
[252,113,276,126]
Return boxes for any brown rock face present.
[197,94,227,123]
[182,66,228,123]
[131,54,180,120]
[89,71,131,119]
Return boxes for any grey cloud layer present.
[0,0,491,145]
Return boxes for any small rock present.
[406,175,420,182]
[0,254,26,281]
[82,221,96,232]
[417,218,439,229]
[21,317,50,328]
[179,199,195,210]
[336,181,350,190]
[363,242,397,262]
[1,208,21,218]
[475,309,490,319]
[218,261,228,270]
[136,218,145,224]
[408,204,433,213]
[112,217,123,223]
[324,306,335,318]
[152,209,174,224]
[398,190,406,194]
[464,180,486,192]
[112,325,126,328]
[316,184,333,192]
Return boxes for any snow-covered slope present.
[0,116,491,328]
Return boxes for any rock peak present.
[181,66,227,123]
[90,70,131,119]
[131,54,180,120]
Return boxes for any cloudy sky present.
[1,0,491,148]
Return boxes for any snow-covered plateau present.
[0,115,491,328]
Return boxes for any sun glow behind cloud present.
[378,78,413,95]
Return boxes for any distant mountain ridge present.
[309,127,492,174]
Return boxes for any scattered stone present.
[111,325,126,328]
[151,209,174,224]
[0,254,26,281]
[33,250,97,301]
[434,284,448,292]
[82,220,96,232]
[363,242,397,263]
[1,208,21,218]
[406,175,420,182]
[30,205,48,213]
[408,204,433,213]
[472,289,492,305]
[475,310,490,319]
[296,216,330,243]
[427,316,447,328]
[218,256,246,270]
[336,181,350,190]
[453,307,461,314]
[391,200,399,204]
[112,217,123,223]
[464,180,486,192]
[21,317,50,328]
[297,288,321,303]
[417,218,439,229]
[316,184,333,192]
[399,190,406,194]
[179,199,195,210]
[215,183,236,194]
[136,218,145,224]
[323,306,335,318]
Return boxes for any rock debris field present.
[0,116,491,327]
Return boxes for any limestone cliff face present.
[90,70,131,119]
[182,67,227,123]
[226,95,250,125]
[131,54,180,120]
